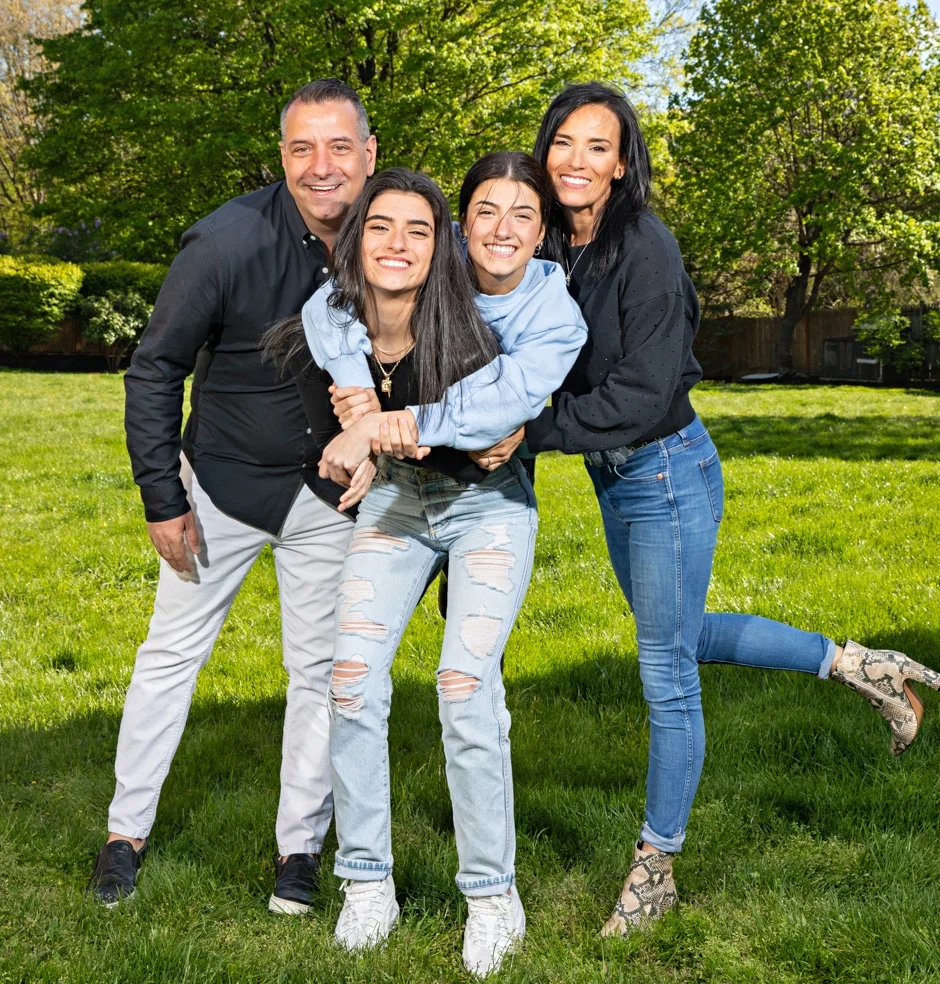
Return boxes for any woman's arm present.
[301,280,375,389]
[525,289,688,455]
[408,265,588,450]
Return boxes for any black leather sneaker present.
[86,839,147,908]
[268,853,320,915]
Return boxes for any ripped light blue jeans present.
[587,415,834,854]
[328,456,537,897]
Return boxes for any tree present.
[670,0,940,371]
[26,0,650,262]
[0,0,82,244]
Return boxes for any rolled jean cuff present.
[817,638,837,679]
[640,822,683,855]
[456,871,515,898]
[333,854,393,881]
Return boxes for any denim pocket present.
[612,450,665,483]
[699,450,724,523]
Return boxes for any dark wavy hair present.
[533,82,652,280]
[264,168,498,413]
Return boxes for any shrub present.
[79,290,153,371]
[855,308,940,380]
[0,256,84,352]
[80,262,169,305]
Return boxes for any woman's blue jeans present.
[587,416,834,854]
[328,456,537,896]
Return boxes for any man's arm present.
[124,226,225,571]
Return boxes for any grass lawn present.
[1,373,939,983]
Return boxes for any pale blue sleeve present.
[409,281,588,450]
[300,280,375,389]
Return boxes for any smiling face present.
[545,103,625,219]
[462,178,545,295]
[360,190,436,300]
[279,99,377,240]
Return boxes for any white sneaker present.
[462,886,526,977]
[334,876,400,951]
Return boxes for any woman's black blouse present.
[371,352,490,484]
[525,210,701,455]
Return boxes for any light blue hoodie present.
[300,258,588,449]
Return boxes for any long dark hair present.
[263,168,498,411]
[533,82,652,280]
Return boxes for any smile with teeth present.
[485,244,517,257]
[559,175,590,188]
[376,257,410,269]
[308,184,340,194]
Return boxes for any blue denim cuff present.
[817,637,837,679]
[456,872,514,898]
[333,854,393,881]
[640,822,682,854]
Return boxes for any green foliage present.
[80,261,169,305]
[669,0,940,362]
[0,255,83,351]
[855,307,940,377]
[79,289,152,370]
[25,0,650,262]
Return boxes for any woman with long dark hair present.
[279,163,586,976]
[522,81,940,934]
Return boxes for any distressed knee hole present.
[348,527,409,555]
[459,614,504,659]
[330,660,368,717]
[462,525,516,593]
[438,670,481,702]
[338,575,387,641]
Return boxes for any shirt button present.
[322,267,328,274]
[306,427,311,435]
[301,463,307,469]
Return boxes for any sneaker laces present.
[341,879,392,933]
[466,894,514,950]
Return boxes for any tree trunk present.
[776,253,812,373]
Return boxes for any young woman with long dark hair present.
[522,81,940,934]
[274,162,587,976]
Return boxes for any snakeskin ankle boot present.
[832,640,940,756]
[601,841,677,936]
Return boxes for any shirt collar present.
[277,180,321,250]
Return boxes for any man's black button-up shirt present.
[124,180,343,535]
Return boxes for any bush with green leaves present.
[855,308,940,378]
[80,262,168,305]
[79,289,153,370]
[0,256,84,352]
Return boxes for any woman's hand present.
[372,410,431,461]
[337,456,377,512]
[469,426,525,471]
[319,416,382,485]
[329,384,381,430]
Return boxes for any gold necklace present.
[371,347,413,396]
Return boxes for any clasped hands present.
[318,384,525,511]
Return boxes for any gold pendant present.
[381,377,393,396]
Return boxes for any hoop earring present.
[534,240,543,256]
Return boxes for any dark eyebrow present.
[365,213,432,228]
[555,130,612,146]
[475,199,537,213]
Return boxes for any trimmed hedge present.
[80,261,169,305]
[0,256,84,352]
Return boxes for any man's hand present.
[147,512,200,574]
[329,384,381,430]
[371,410,430,460]
[469,426,525,471]
[338,456,377,512]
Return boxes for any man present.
[87,79,376,913]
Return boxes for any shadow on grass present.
[4,630,939,890]
[705,414,940,460]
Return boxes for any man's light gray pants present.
[108,466,354,855]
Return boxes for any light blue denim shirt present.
[300,258,588,449]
